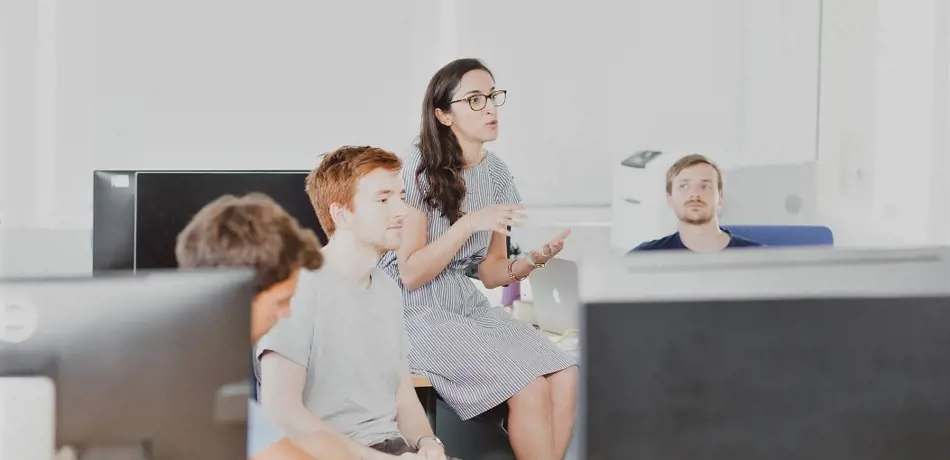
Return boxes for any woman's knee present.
[549,365,579,388]
[508,377,552,410]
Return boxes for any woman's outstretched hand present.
[528,229,571,264]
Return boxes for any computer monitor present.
[92,170,326,273]
[581,247,950,459]
[0,269,255,459]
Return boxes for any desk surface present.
[412,374,432,388]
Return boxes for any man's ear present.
[329,202,348,228]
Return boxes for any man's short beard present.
[678,212,714,226]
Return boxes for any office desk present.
[413,374,438,432]
[412,374,432,388]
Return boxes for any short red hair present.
[305,145,402,236]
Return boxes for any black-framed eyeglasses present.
[450,90,507,111]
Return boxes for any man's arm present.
[251,436,356,460]
[250,438,313,460]
[259,352,394,460]
[394,360,441,453]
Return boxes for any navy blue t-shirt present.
[630,230,763,253]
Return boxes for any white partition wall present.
[818,0,950,246]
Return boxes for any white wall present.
[455,1,617,207]
[941,0,950,244]
[2,0,442,230]
[1,0,444,274]
[817,0,950,246]
[0,0,7,229]
[89,0,441,171]
[456,0,820,207]
[1,0,948,275]
[602,0,821,170]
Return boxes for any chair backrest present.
[723,225,834,247]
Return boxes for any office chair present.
[722,225,834,247]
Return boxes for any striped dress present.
[378,145,578,420]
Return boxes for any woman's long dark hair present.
[416,58,494,223]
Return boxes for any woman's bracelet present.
[507,259,528,282]
[526,251,546,269]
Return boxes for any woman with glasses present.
[378,58,578,460]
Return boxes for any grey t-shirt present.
[256,267,410,447]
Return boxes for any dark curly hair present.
[416,58,494,223]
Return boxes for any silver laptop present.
[529,258,581,334]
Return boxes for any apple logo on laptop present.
[552,288,561,304]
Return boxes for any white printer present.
[611,150,681,251]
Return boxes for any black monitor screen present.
[134,172,327,270]
[584,297,950,460]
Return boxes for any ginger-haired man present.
[258,146,457,459]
